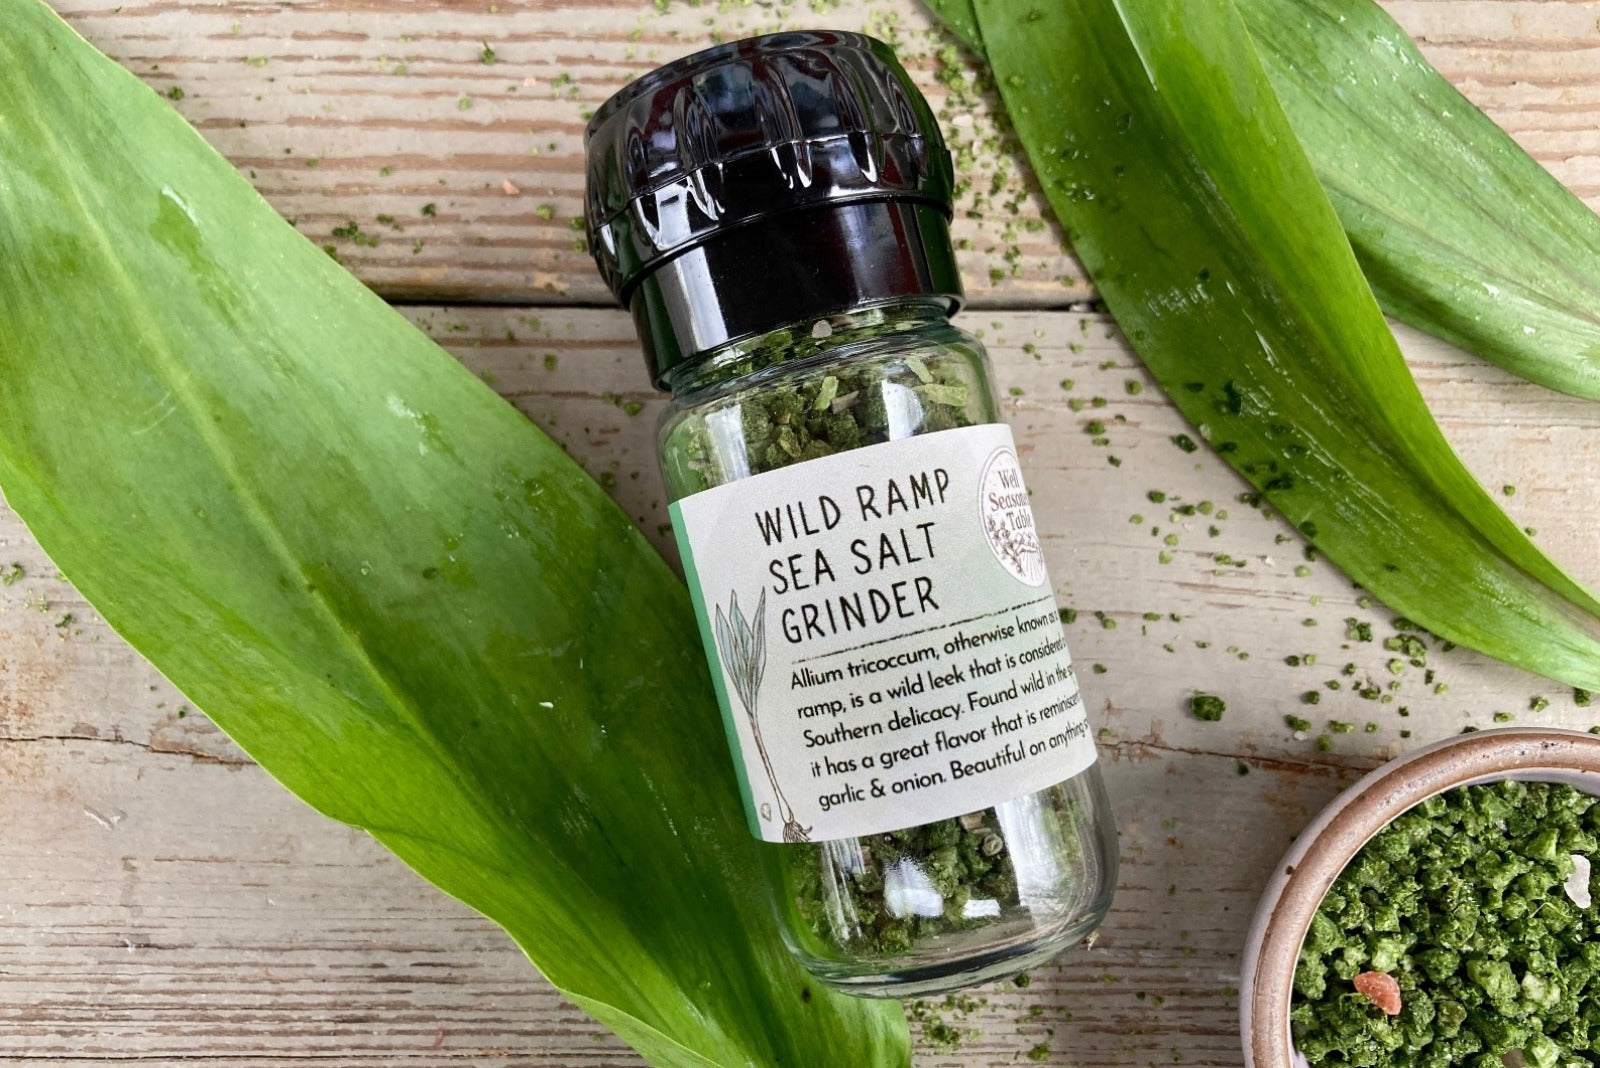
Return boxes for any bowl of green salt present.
[1242,727,1600,1068]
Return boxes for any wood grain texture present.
[44,0,1600,306]
[12,0,1600,1061]
[3,306,1597,1065]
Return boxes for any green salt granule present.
[1293,781,1600,1066]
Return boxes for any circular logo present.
[978,447,1048,586]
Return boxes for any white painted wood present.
[43,0,1600,306]
[11,0,1600,1059]
[3,305,1596,1064]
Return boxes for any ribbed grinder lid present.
[584,30,962,386]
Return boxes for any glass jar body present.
[658,303,1118,997]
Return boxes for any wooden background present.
[3,1,1599,1065]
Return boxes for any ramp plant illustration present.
[714,590,809,843]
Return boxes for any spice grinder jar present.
[585,30,1118,997]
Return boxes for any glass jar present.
[656,301,1118,995]
[585,30,1118,997]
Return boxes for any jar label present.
[669,423,1097,843]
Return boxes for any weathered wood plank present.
[2,307,1596,1064]
[46,0,1600,306]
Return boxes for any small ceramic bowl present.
[1240,727,1600,1067]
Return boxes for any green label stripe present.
[669,501,761,838]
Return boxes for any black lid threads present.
[584,31,962,388]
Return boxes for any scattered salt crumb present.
[1353,971,1402,1016]
[502,179,521,196]
[1565,854,1592,908]
[83,807,124,829]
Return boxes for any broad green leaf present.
[924,0,985,55]
[922,0,1600,399]
[0,5,910,1066]
[1240,0,1600,400]
[971,0,1600,688]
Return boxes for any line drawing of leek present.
[714,588,810,843]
